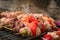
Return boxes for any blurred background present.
[0,0,60,19]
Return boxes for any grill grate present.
[0,28,47,40]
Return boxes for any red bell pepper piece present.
[41,24,46,33]
[28,21,38,36]
[43,34,54,40]
[28,15,38,22]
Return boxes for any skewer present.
[3,26,13,31]
[15,32,21,35]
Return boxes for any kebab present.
[42,31,60,40]
[0,13,41,36]
[0,12,56,36]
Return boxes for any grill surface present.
[0,28,46,40]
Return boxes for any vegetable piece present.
[55,21,60,27]
[20,29,28,36]
[56,31,60,37]
[57,28,60,31]
[43,34,54,40]
[28,15,38,22]
[28,21,38,36]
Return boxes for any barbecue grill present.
[0,0,60,40]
